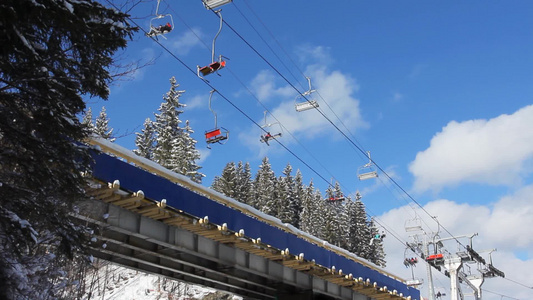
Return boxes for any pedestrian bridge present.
[76,137,420,300]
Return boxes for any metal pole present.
[425,236,436,300]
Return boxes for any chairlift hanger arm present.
[435,233,478,244]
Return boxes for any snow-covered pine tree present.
[211,162,237,199]
[153,77,185,169]
[149,77,204,183]
[278,163,302,227]
[277,164,293,224]
[235,161,253,205]
[180,120,204,183]
[367,218,387,267]
[321,200,340,245]
[321,182,346,247]
[299,180,318,236]
[346,191,370,256]
[82,107,95,132]
[134,118,156,160]
[94,106,115,141]
[253,157,277,215]
[0,0,135,298]
[292,170,304,228]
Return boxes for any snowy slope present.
[82,261,242,300]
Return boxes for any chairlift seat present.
[404,217,423,232]
[295,100,319,112]
[147,13,174,38]
[426,253,444,261]
[326,196,345,202]
[358,171,378,180]
[199,61,226,76]
[205,128,228,144]
[406,279,423,287]
[260,132,281,145]
[202,0,233,10]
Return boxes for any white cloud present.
[379,185,533,299]
[197,148,210,165]
[392,92,403,102]
[296,45,334,66]
[409,105,533,193]
[171,27,204,56]
[249,70,294,102]
[239,50,368,156]
[184,94,205,110]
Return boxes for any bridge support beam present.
[75,198,373,300]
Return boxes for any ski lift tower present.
[404,215,441,300]
[435,233,504,300]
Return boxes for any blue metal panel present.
[90,151,420,299]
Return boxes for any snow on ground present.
[83,262,242,300]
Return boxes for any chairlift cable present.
[109,4,335,190]
[167,5,344,187]
[231,1,307,93]
[237,0,370,162]
[503,277,533,289]
[224,66,341,183]
[119,1,501,280]
[482,288,521,300]
[161,1,467,255]
[234,0,445,245]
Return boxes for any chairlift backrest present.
[205,127,228,146]
[260,111,282,136]
[404,216,423,232]
[358,170,378,180]
[295,77,319,112]
[357,151,378,180]
[295,100,319,112]
[205,128,222,139]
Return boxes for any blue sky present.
[88,1,533,298]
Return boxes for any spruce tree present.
[180,120,204,183]
[235,161,253,205]
[253,157,277,215]
[367,218,387,267]
[211,162,237,198]
[148,77,204,183]
[346,191,370,256]
[153,77,185,170]
[82,107,95,131]
[134,118,156,160]
[0,0,135,298]
[94,106,115,141]
[299,180,318,236]
[292,170,304,228]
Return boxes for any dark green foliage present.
[0,0,135,298]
